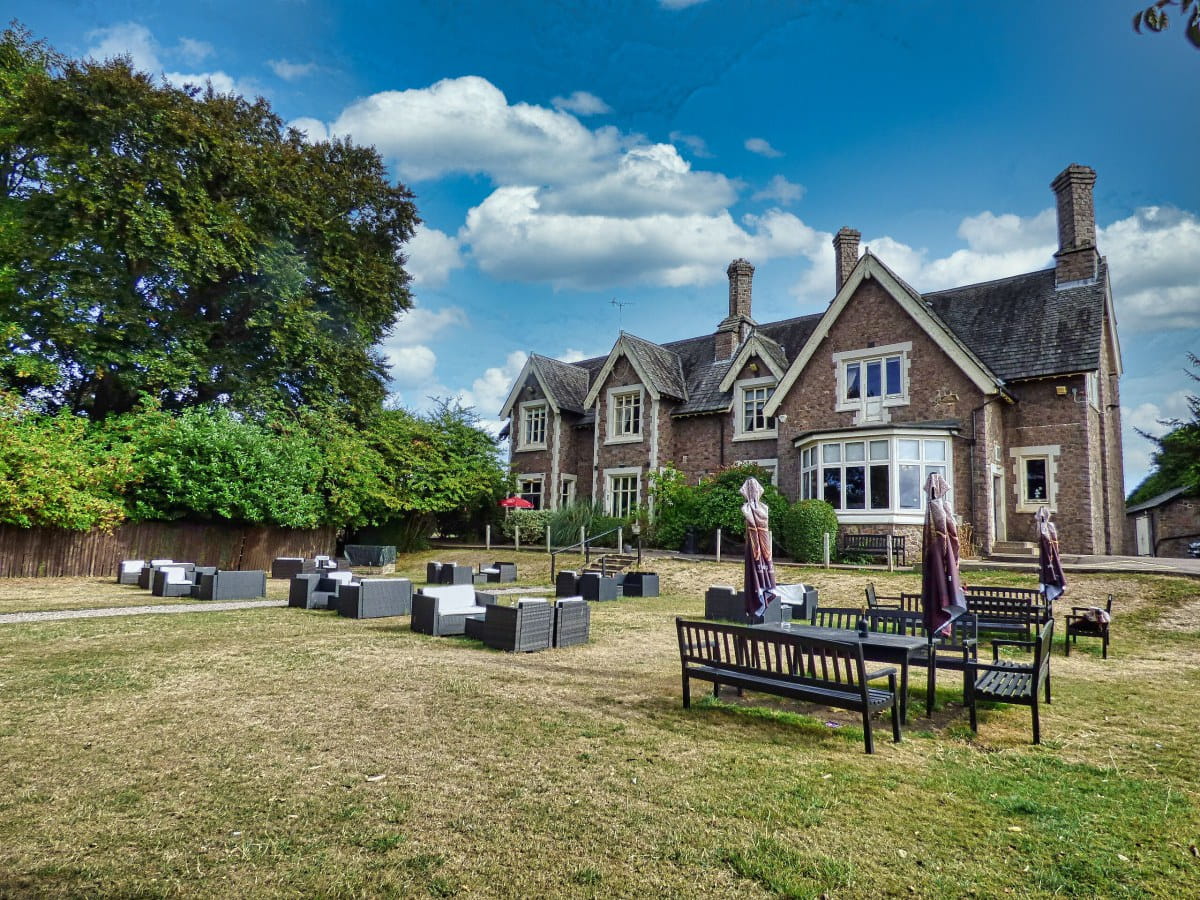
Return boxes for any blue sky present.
[11,1,1200,493]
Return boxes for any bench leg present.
[861,707,875,755]
[927,665,936,717]
[889,673,902,743]
[899,664,909,724]
[682,673,691,709]
[1064,631,1071,656]
[967,680,978,733]
[1102,631,1108,659]
[1031,696,1040,745]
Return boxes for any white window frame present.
[605,386,644,445]
[832,342,912,424]
[518,474,545,510]
[733,376,778,441]
[1010,445,1060,513]
[736,458,778,485]
[797,429,952,525]
[559,475,577,508]
[604,466,641,518]
[517,400,547,451]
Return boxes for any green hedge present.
[777,499,839,563]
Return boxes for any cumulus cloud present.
[1121,390,1194,490]
[745,137,783,158]
[289,117,329,142]
[1100,207,1200,333]
[404,226,465,287]
[85,23,256,97]
[388,305,469,346]
[456,350,529,422]
[557,349,589,363]
[551,90,612,115]
[384,343,437,388]
[752,175,805,206]
[669,130,712,158]
[269,59,317,81]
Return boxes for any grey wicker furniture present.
[480,599,552,652]
[620,572,659,597]
[426,561,473,585]
[117,559,145,585]
[555,570,581,597]
[151,566,194,597]
[192,569,267,601]
[288,574,324,609]
[344,545,397,567]
[337,578,412,619]
[552,598,590,647]
[411,584,494,636]
[271,557,311,579]
[580,572,619,602]
[776,583,818,622]
[138,560,193,589]
[310,572,355,610]
[704,585,786,625]
[478,561,518,584]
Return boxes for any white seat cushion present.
[150,559,174,566]
[420,584,479,613]
[121,560,145,574]
[327,571,355,584]
[162,566,189,585]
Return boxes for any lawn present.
[0,552,1197,898]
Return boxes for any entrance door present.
[992,474,1006,542]
[1135,515,1152,556]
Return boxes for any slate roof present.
[538,262,1108,426]
[1125,484,1192,515]
[791,419,964,445]
[530,354,590,414]
[924,265,1109,382]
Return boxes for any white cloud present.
[404,226,464,287]
[289,117,329,142]
[557,349,589,363]
[1100,207,1200,333]
[269,59,317,81]
[176,38,213,65]
[85,23,256,97]
[752,175,805,206]
[384,343,437,388]
[388,306,469,346]
[456,350,529,420]
[745,137,783,158]
[670,130,712,158]
[1120,391,1193,490]
[551,91,612,115]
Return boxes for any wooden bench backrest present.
[676,618,869,691]
[1034,617,1055,680]
[811,607,862,630]
[868,608,925,638]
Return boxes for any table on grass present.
[752,623,925,723]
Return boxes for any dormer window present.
[733,376,777,441]
[833,342,911,424]
[518,401,547,450]
[606,386,644,444]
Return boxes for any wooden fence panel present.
[0,522,337,578]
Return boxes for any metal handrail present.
[550,526,639,580]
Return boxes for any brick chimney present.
[727,258,754,318]
[833,226,861,293]
[1051,164,1099,286]
[715,258,756,359]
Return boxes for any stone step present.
[990,541,1038,558]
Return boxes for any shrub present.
[651,463,789,551]
[778,499,839,563]
[548,500,606,547]
[498,508,554,542]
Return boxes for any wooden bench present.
[966,618,1054,744]
[868,609,979,716]
[675,618,901,754]
[964,586,1048,640]
[864,583,923,613]
[841,533,906,566]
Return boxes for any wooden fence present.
[0,522,338,579]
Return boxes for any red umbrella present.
[741,477,777,621]
[921,472,967,636]
[500,495,534,509]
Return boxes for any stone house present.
[498,165,1125,556]
[1126,486,1200,557]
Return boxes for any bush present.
[778,499,839,563]
[498,508,554,542]
[547,500,606,547]
[650,463,789,551]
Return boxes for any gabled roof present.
[497,353,591,418]
[924,264,1111,381]
[717,331,789,393]
[582,331,687,407]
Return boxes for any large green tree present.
[0,26,417,421]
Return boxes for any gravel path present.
[0,599,287,625]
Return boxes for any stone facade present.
[499,165,1125,558]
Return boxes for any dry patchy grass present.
[0,557,1198,898]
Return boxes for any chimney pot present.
[832,227,861,293]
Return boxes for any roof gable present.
[497,353,590,418]
[582,332,687,407]
[764,252,1003,416]
[717,332,788,392]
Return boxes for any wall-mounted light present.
[749,362,760,374]
[1055,385,1068,397]
[776,413,788,424]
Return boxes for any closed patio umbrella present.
[1036,506,1066,603]
[921,472,967,636]
[741,477,777,621]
